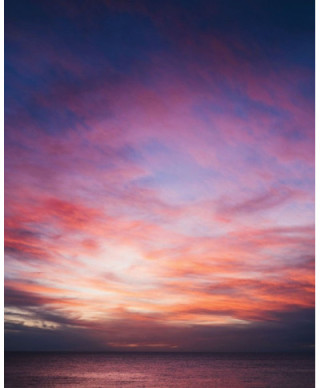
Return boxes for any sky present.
[4,0,315,352]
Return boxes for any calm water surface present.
[4,352,315,387]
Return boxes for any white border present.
[316,0,319,385]
[1,0,4,385]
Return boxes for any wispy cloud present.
[4,0,314,351]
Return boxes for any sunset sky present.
[4,0,314,352]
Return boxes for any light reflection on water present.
[5,352,314,387]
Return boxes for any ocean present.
[4,352,315,387]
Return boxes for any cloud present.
[5,0,314,351]
[217,187,305,217]
[5,307,314,352]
